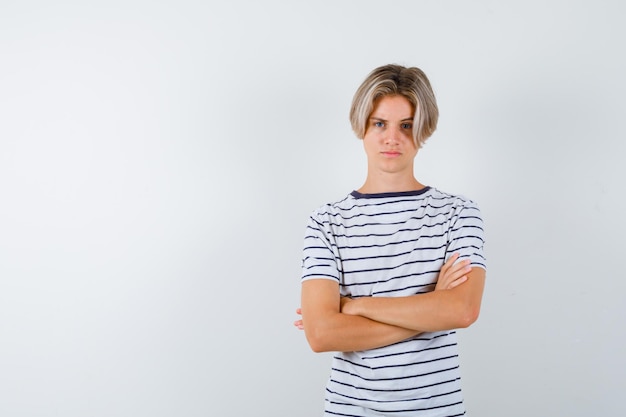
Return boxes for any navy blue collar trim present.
[350,186,431,199]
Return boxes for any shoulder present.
[427,187,481,211]
[307,193,355,222]
[302,193,355,244]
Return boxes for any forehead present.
[370,95,414,119]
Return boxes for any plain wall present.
[1,1,624,416]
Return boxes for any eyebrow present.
[369,117,414,122]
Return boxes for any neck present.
[358,172,424,194]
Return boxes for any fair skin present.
[358,94,423,193]
[295,95,485,353]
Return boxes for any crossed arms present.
[295,253,485,353]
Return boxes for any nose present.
[384,125,403,145]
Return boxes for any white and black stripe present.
[302,187,486,416]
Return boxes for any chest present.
[331,207,452,297]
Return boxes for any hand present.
[435,253,471,291]
[340,296,357,315]
[293,308,304,330]
[294,296,358,331]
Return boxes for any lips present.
[381,151,401,157]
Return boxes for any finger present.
[441,253,459,272]
[440,270,470,290]
[437,260,471,290]
[441,253,461,274]
[446,275,468,289]
[443,260,471,280]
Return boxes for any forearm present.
[301,278,422,352]
[345,292,467,332]
[345,268,485,332]
[303,311,420,353]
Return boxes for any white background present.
[1,1,624,416]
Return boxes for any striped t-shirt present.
[301,186,486,416]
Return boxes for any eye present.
[401,123,412,130]
[374,121,384,128]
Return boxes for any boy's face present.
[362,95,418,176]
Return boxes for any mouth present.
[381,151,401,157]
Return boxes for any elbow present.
[457,303,481,329]
[304,326,334,353]
[309,341,329,353]
[305,330,324,352]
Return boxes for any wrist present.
[341,297,359,316]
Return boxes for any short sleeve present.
[446,199,487,270]
[301,211,341,283]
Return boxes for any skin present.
[358,94,423,193]
[295,95,485,353]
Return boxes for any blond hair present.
[349,64,439,148]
